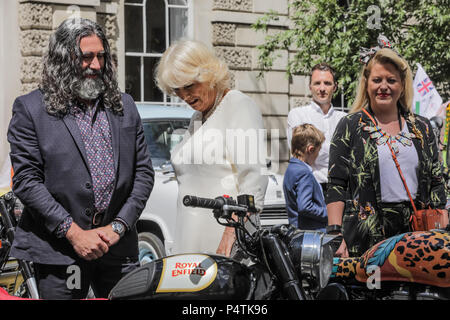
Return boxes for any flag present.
[413,63,443,119]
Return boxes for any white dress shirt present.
[287,101,347,184]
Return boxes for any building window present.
[124,0,190,104]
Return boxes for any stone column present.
[18,2,53,95]
[0,0,21,191]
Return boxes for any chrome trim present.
[26,277,40,299]
[299,231,336,291]
[300,231,322,278]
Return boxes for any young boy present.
[283,123,328,232]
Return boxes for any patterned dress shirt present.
[55,100,117,238]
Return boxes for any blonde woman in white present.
[155,40,268,257]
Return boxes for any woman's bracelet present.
[326,224,342,235]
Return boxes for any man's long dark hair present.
[39,18,123,116]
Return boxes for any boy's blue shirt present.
[283,157,328,232]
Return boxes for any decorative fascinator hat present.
[359,34,401,65]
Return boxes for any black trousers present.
[34,256,139,299]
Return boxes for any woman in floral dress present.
[326,42,447,257]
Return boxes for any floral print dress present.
[326,106,446,257]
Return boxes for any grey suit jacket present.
[7,89,154,265]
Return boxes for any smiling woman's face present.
[174,82,217,113]
[367,62,403,112]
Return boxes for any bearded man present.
[7,18,154,299]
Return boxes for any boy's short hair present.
[291,123,325,158]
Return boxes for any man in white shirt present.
[287,63,346,192]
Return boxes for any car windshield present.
[142,119,190,168]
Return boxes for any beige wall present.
[192,0,213,47]
[0,0,21,191]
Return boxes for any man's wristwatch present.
[111,220,126,238]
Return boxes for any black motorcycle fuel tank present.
[109,253,255,300]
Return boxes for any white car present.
[136,104,287,264]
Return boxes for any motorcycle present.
[0,192,39,299]
[109,193,450,300]
[108,193,342,300]
[1,191,449,301]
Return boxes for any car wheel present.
[138,232,165,265]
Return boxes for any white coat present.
[171,90,269,254]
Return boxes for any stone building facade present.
[0,0,315,180]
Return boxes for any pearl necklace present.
[202,88,225,123]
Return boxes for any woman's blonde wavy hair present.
[155,39,231,95]
[350,48,414,114]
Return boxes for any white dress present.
[171,90,269,254]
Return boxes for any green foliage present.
[252,0,450,108]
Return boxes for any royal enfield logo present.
[156,254,218,293]
[172,262,207,277]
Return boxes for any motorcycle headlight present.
[288,231,337,291]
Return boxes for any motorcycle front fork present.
[0,197,39,299]
[262,234,306,300]
[18,260,39,299]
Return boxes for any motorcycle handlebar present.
[183,195,227,210]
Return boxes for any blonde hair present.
[155,39,230,95]
[291,124,325,158]
[351,48,414,113]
